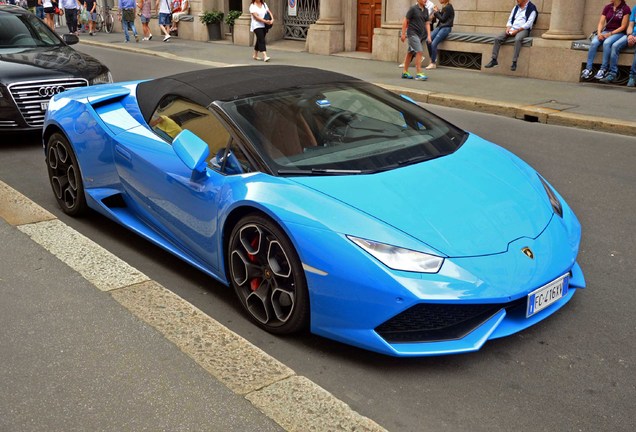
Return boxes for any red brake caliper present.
[248,235,261,292]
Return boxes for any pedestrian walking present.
[400,0,432,81]
[156,0,173,41]
[119,0,140,43]
[42,0,56,29]
[59,0,82,34]
[484,0,538,71]
[84,0,96,35]
[137,0,152,40]
[250,0,274,62]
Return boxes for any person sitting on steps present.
[484,0,537,72]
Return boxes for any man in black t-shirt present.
[400,0,432,81]
[84,0,97,35]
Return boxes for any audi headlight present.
[538,175,563,218]
[91,71,113,85]
[348,236,444,273]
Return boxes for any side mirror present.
[63,34,80,45]
[172,130,210,174]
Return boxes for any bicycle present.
[95,4,115,33]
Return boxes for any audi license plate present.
[526,274,569,317]
[41,102,49,111]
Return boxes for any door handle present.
[115,145,132,162]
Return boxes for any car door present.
[113,96,238,272]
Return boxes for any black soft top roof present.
[136,65,361,123]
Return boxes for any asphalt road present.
[1,45,635,432]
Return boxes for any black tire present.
[104,14,114,33]
[228,214,309,334]
[94,13,103,33]
[45,133,88,217]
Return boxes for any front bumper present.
[292,211,584,357]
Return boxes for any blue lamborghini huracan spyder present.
[42,66,585,357]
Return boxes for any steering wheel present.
[320,111,352,144]
[8,34,31,45]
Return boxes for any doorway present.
[356,0,382,52]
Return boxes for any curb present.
[0,180,387,432]
[78,39,636,138]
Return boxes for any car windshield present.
[0,13,62,48]
[220,82,467,175]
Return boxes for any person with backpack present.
[484,0,538,71]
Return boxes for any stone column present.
[307,0,344,55]
[233,0,253,46]
[373,0,412,62]
[542,0,586,40]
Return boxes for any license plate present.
[526,274,569,317]
[41,102,49,111]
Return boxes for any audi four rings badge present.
[39,86,66,97]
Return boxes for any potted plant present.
[224,10,242,33]
[200,10,225,41]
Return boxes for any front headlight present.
[91,71,113,85]
[538,175,563,218]
[348,236,444,273]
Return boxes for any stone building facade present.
[135,0,633,83]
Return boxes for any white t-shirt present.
[249,3,268,32]
[43,0,53,8]
[158,0,171,14]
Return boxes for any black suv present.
[0,5,111,132]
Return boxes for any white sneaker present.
[594,69,606,80]
[425,63,437,70]
[163,35,171,42]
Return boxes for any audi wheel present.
[228,214,309,335]
[46,133,88,217]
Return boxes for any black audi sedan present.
[0,5,112,132]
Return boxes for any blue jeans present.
[36,5,44,19]
[122,19,138,42]
[609,35,636,75]
[427,26,451,63]
[586,33,624,71]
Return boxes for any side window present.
[149,96,231,159]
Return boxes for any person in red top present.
[581,0,631,80]
[169,0,189,36]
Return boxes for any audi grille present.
[7,78,88,127]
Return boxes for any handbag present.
[54,6,63,16]
[264,6,272,29]
[122,8,136,22]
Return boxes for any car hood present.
[0,46,107,83]
[290,134,553,257]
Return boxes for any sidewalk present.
[77,30,636,137]
[0,181,387,431]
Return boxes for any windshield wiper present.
[278,168,364,176]
[397,154,441,166]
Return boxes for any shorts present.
[88,12,97,21]
[172,11,187,23]
[407,34,425,54]
[159,13,172,26]
[43,6,55,14]
[140,15,150,24]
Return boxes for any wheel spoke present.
[246,281,272,324]
[267,240,292,278]
[50,175,68,199]
[230,250,263,286]
[270,287,295,322]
